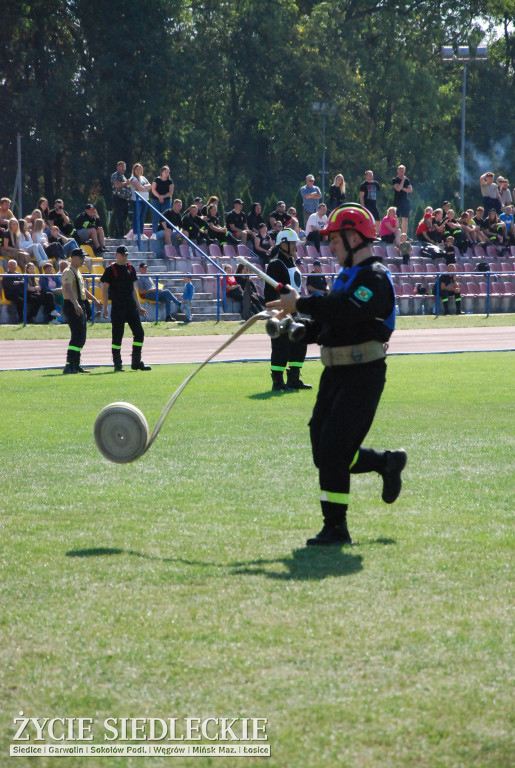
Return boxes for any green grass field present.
[1,352,514,767]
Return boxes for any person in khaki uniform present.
[62,248,100,374]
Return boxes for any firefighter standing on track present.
[267,204,407,546]
[101,245,151,372]
[264,228,312,391]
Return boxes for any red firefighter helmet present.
[320,203,377,240]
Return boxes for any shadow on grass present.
[247,390,302,401]
[65,546,363,580]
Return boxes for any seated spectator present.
[181,203,209,245]
[32,219,65,264]
[181,274,194,322]
[24,262,60,323]
[497,177,512,211]
[225,199,253,245]
[37,197,51,225]
[0,197,14,228]
[482,209,507,246]
[235,263,265,316]
[1,218,31,269]
[268,201,288,230]
[500,205,515,245]
[157,198,185,251]
[434,264,462,315]
[200,195,219,217]
[137,262,180,321]
[464,209,487,244]
[18,219,47,265]
[327,173,346,212]
[247,202,266,233]
[441,209,469,254]
[2,259,32,322]
[380,207,400,244]
[204,203,240,247]
[305,203,328,252]
[253,222,273,269]
[287,207,301,236]
[48,199,75,237]
[415,212,435,243]
[74,204,106,254]
[48,224,79,258]
[39,261,64,312]
[306,260,330,295]
[396,233,412,264]
[429,208,445,244]
[269,219,283,243]
[221,264,244,317]
[479,172,502,215]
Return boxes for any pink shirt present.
[380,215,397,237]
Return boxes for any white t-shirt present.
[306,212,328,234]
[130,176,150,202]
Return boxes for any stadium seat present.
[373,244,386,259]
[164,244,178,261]
[400,264,411,273]
[305,245,319,261]
[385,261,399,273]
[474,245,487,258]
[179,244,192,259]
[319,245,332,260]
[500,262,512,272]
[385,245,398,260]
[91,264,104,274]
[425,263,437,273]
[296,244,306,261]
[208,243,222,259]
[486,246,500,260]
[411,245,422,258]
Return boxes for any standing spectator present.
[497,177,512,211]
[129,163,152,236]
[300,175,322,228]
[479,172,502,215]
[101,245,150,371]
[74,204,106,254]
[151,165,174,233]
[225,199,253,245]
[306,260,330,295]
[181,274,194,323]
[380,207,401,245]
[247,202,266,233]
[396,233,413,264]
[137,262,180,321]
[111,161,132,239]
[253,222,273,269]
[359,170,381,233]
[62,249,101,373]
[1,218,31,269]
[327,174,346,212]
[391,164,412,234]
[443,236,456,265]
[48,199,75,237]
[305,203,329,252]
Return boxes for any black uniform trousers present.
[112,196,129,239]
[270,334,307,372]
[63,299,87,350]
[309,359,387,501]
[111,300,144,348]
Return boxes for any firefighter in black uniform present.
[264,228,311,391]
[61,248,101,374]
[101,246,151,372]
[267,204,407,545]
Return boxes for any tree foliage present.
[1,0,513,218]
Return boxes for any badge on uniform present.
[354,285,373,302]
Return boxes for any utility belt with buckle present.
[320,340,387,367]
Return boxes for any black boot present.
[76,350,89,373]
[306,500,352,546]
[381,449,407,504]
[271,371,290,391]
[63,348,78,374]
[131,345,151,371]
[286,367,312,390]
[113,349,124,372]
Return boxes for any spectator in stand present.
[225,199,253,245]
[270,219,284,243]
[268,201,288,230]
[359,170,381,233]
[48,224,79,258]
[37,197,51,225]
[18,219,46,265]
[111,161,132,239]
[287,207,301,236]
[157,198,185,251]
[24,262,60,323]
[481,209,507,246]
[181,274,194,322]
[392,165,412,234]
[300,174,322,228]
[457,211,479,247]
[306,259,329,295]
[500,205,514,245]
[435,263,462,315]
[1,218,31,269]
[415,212,435,244]
[200,195,218,217]
[0,197,14,228]
[32,219,65,264]
[429,208,445,244]
[444,236,456,265]
[305,203,328,252]
[74,204,106,254]
[380,207,401,245]
[129,163,152,236]
[151,165,174,233]
[48,199,75,237]
[137,262,180,321]
[253,222,273,269]
[39,261,64,313]
[396,233,412,265]
[205,202,239,247]
[441,209,469,254]
[327,174,346,212]
[234,263,265,315]
[497,177,512,211]
[247,202,266,233]
[221,264,244,316]
[479,172,502,215]
[2,259,35,322]
[181,203,209,246]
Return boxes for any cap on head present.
[276,227,300,245]
[71,248,86,259]
[139,262,146,268]
[276,200,286,207]
[85,203,95,210]
[320,203,377,240]
[233,198,243,205]
[116,246,129,256]
[313,259,322,266]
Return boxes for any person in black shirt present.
[48,199,76,237]
[391,165,412,235]
[359,170,381,233]
[151,166,174,233]
[225,199,253,245]
[100,246,150,371]
[253,222,273,269]
[306,260,329,295]
[157,199,185,249]
[74,204,106,254]
[435,264,462,314]
[327,173,346,212]
[266,203,406,546]
[247,202,266,233]
[268,201,288,230]
[181,204,209,245]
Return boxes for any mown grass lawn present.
[1,352,513,767]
